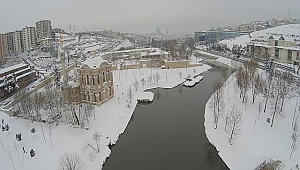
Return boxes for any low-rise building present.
[0,63,36,100]
[248,36,300,65]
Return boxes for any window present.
[297,51,299,60]
[97,75,100,84]
[86,75,89,85]
[99,93,101,101]
[81,74,84,84]
[94,93,96,102]
[275,48,279,57]
[275,40,278,46]
[92,75,95,85]
[102,72,105,83]
[288,50,292,60]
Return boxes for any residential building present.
[4,32,14,56]
[13,30,23,53]
[0,63,36,100]
[0,34,5,61]
[22,26,36,51]
[36,20,52,45]
[248,36,300,65]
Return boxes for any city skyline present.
[1,0,300,34]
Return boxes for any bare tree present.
[290,116,298,158]
[17,95,34,122]
[132,80,139,92]
[263,66,275,113]
[220,68,229,82]
[140,78,146,89]
[269,74,283,128]
[32,92,43,121]
[278,71,294,112]
[178,71,183,80]
[147,76,152,85]
[251,73,263,103]
[155,72,161,85]
[227,105,243,145]
[210,80,224,129]
[93,131,101,153]
[235,67,250,103]
[58,152,84,170]
[126,85,133,107]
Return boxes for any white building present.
[22,26,36,52]
[248,36,300,65]
[36,20,52,45]
[13,30,23,53]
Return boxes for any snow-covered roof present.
[0,63,28,75]
[253,43,300,51]
[140,49,169,57]
[81,54,108,69]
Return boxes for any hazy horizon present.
[1,0,300,34]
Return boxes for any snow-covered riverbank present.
[204,55,300,170]
[0,58,211,170]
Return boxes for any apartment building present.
[0,34,5,61]
[22,26,36,51]
[4,32,14,56]
[36,20,52,44]
[13,30,23,53]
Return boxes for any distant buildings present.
[36,20,52,42]
[195,31,242,44]
[13,30,23,53]
[195,18,300,44]
[0,34,5,61]
[36,20,53,47]
[22,26,37,52]
[0,19,53,58]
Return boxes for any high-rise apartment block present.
[36,20,52,42]
[22,26,36,51]
[0,34,5,60]
[0,19,53,56]
[13,30,23,53]
[4,32,14,56]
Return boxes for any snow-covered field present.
[0,56,210,170]
[204,54,300,169]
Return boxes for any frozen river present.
[103,65,229,170]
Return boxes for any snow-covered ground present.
[202,25,300,169]
[0,56,211,170]
[204,54,300,169]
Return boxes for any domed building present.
[63,55,114,106]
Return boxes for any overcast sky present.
[1,0,299,34]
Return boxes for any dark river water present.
[103,66,230,170]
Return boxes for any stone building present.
[63,56,114,106]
